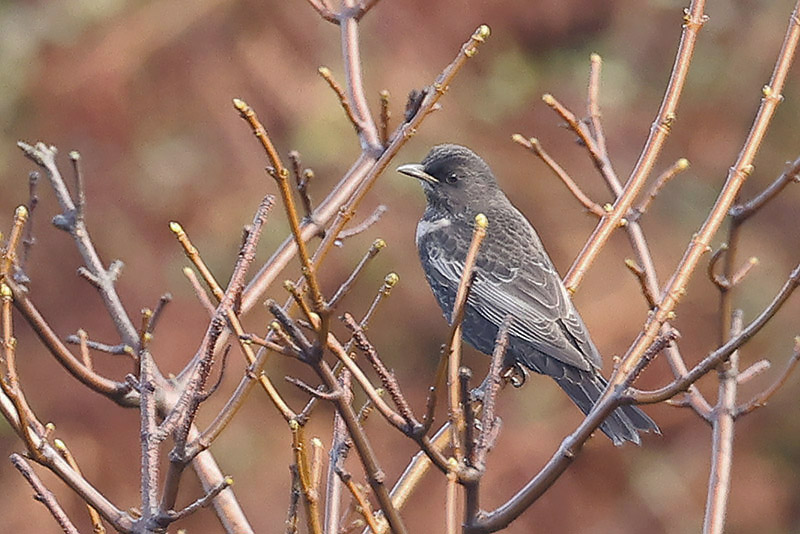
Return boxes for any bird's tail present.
[553,369,659,446]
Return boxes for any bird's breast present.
[415,216,452,248]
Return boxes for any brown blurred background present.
[2,0,800,532]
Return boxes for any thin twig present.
[736,338,800,416]
[730,154,800,221]
[232,99,326,312]
[632,158,690,219]
[624,259,657,309]
[319,66,364,137]
[20,171,40,274]
[291,420,323,534]
[339,472,382,533]
[446,214,488,460]
[473,318,511,471]
[512,135,605,217]
[563,1,709,293]
[10,453,80,534]
[587,52,609,158]
[379,90,391,146]
[335,205,388,245]
[328,238,386,309]
[240,25,491,314]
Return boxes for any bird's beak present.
[396,163,438,185]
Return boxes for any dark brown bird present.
[398,144,658,445]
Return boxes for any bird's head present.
[397,144,501,216]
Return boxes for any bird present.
[397,144,659,445]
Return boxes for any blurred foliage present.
[1,0,799,532]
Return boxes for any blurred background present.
[2,0,800,532]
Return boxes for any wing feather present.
[423,240,601,371]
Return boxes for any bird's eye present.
[445,173,458,184]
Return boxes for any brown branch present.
[20,171,40,273]
[232,99,326,312]
[446,214,488,461]
[304,0,338,23]
[339,0,382,153]
[624,258,657,309]
[328,238,386,310]
[379,90,391,146]
[158,476,233,524]
[10,453,80,534]
[240,24,491,314]
[587,53,609,159]
[736,337,800,416]
[339,471,382,534]
[313,358,408,534]
[319,66,364,137]
[17,142,140,349]
[1,205,28,276]
[563,0,708,293]
[736,359,771,384]
[465,332,675,534]
[631,262,800,405]
[291,420,323,534]
[730,154,800,221]
[541,93,615,186]
[445,458,458,534]
[6,278,134,404]
[603,0,799,402]
[343,313,416,428]
[473,318,511,471]
[632,158,690,219]
[54,439,106,534]
[512,135,605,217]
[288,151,316,221]
[703,310,741,534]
[335,205,388,244]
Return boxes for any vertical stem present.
[340,0,381,153]
[703,311,741,534]
[139,350,160,525]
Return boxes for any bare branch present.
[512,135,605,217]
[737,337,800,416]
[241,24,491,313]
[563,1,709,293]
[335,205,388,245]
[446,214,488,460]
[730,154,800,221]
[703,310,742,534]
[632,158,690,219]
[10,454,80,534]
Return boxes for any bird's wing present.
[426,239,602,372]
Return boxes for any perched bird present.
[397,144,658,445]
